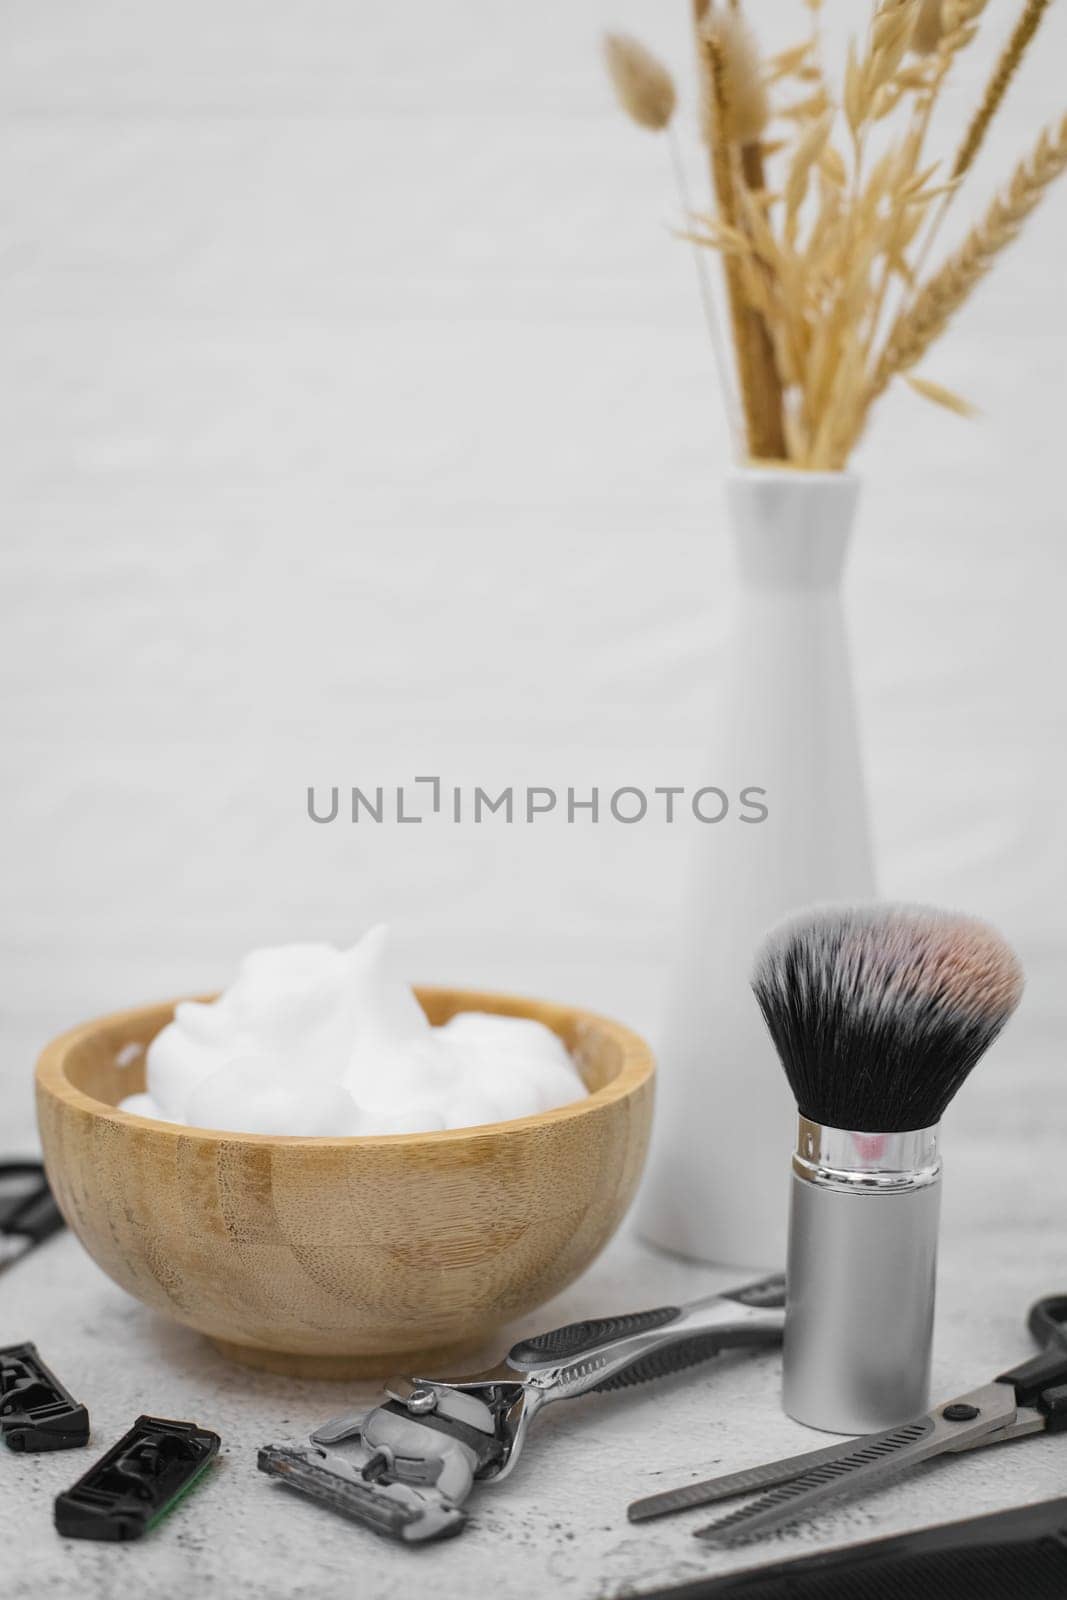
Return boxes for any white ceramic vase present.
[636,466,876,1268]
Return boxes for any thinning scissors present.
[629,1293,1067,1544]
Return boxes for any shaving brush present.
[752,904,1024,1434]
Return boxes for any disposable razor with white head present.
[257,1272,785,1543]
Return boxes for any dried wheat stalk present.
[701,31,768,454]
[906,0,1050,293]
[952,0,1051,179]
[700,12,786,459]
[871,114,1067,402]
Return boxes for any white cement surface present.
[5,1108,1066,1600]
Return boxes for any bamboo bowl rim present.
[36,985,655,1149]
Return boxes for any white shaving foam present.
[118,927,586,1135]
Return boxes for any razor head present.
[258,1443,465,1543]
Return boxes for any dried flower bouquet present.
[605,0,1066,468]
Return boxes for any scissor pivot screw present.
[406,1387,438,1416]
[942,1403,980,1421]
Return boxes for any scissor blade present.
[695,1381,1017,1545]
[629,1436,876,1523]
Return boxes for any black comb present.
[630,1496,1067,1599]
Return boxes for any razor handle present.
[505,1275,785,1396]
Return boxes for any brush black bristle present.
[751,904,1024,1132]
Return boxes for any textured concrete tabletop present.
[6,1109,1066,1600]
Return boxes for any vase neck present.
[725,469,860,590]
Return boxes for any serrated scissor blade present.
[693,1381,1017,1545]
[628,1435,884,1523]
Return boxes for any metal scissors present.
[0,1161,65,1274]
[628,1292,1067,1544]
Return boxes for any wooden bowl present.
[35,987,654,1378]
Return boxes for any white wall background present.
[3,0,1065,1149]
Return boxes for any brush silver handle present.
[784,1123,941,1435]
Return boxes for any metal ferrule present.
[783,1117,943,1436]
[792,1117,941,1193]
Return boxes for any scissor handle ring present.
[1028,1295,1067,1350]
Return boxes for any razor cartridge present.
[54,1414,220,1541]
[258,1387,492,1543]
[0,1342,89,1452]
[258,1443,465,1542]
